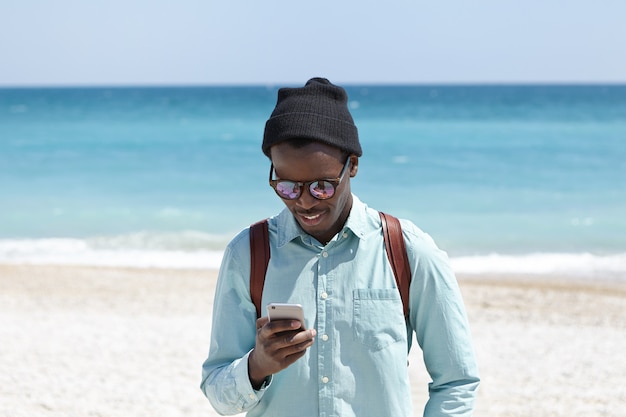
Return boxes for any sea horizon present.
[2,81,626,90]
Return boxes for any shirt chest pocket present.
[353,289,406,351]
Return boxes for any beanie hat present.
[262,77,362,157]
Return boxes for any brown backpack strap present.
[249,219,270,318]
[379,212,412,318]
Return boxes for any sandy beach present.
[1,264,624,417]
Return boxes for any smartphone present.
[267,303,306,327]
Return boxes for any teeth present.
[303,214,320,220]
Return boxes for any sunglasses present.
[269,157,351,200]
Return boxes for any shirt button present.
[322,251,328,258]
[249,394,255,399]
[321,376,329,384]
[320,292,328,299]
[342,232,348,238]
[321,334,329,341]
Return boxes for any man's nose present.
[295,188,318,210]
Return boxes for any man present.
[201,78,480,416]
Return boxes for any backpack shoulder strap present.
[249,219,270,318]
[379,212,412,318]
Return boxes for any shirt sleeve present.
[405,228,481,417]
[200,233,271,415]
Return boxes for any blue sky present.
[1,0,625,86]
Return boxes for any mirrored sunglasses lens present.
[309,181,334,199]
[276,181,301,199]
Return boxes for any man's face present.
[270,141,357,244]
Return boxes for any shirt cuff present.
[233,350,272,404]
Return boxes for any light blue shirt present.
[201,196,479,416]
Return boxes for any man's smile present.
[297,211,325,226]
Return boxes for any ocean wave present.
[1,237,625,280]
[85,231,233,251]
[0,235,227,270]
[451,252,626,278]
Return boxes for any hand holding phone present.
[249,302,314,388]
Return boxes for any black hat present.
[262,77,362,157]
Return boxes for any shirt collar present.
[275,194,371,247]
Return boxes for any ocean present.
[1,84,625,278]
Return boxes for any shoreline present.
[1,264,625,416]
[2,238,626,277]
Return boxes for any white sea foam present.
[1,238,626,281]
[451,252,626,279]
[0,238,224,270]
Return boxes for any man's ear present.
[349,155,359,177]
